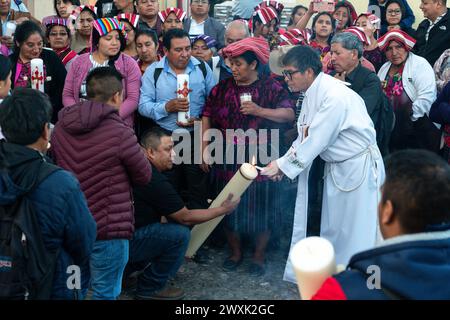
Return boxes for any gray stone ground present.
[119,227,300,300]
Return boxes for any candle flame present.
[251,155,256,166]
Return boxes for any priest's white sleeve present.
[276,96,347,179]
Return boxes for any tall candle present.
[30,58,45,93]
[176,74,190,124]
[290,237,337,300]
[185,163,258,258]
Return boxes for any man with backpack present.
[330,32,394,156]
[139,28,216,210]
[0,88,96,300]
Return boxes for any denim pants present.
[128,223,190,296]
[89,239,129,300]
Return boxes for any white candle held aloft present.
[30,58,45,93]
[290,237,337,300]
[176,74,190,124]
[185,163,258,258]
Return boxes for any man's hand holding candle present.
[165,97,189,113]
[261,160,284,181]
[220,193,241,215]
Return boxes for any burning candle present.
[185,161,258,258]
[176,74,190,124]
[30,58,45,93]
[290,237,337,300]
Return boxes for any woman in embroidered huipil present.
[43,17,78,71]
[377,30,440,153]
[10,21,67,123]
[201,37,295,276]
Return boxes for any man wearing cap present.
[330,30,391,155]
[183,0,225,49]
[413,0,450,66]
[261,46,385,284]
[139,28,216,210]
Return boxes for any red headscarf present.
[222,37,270,64]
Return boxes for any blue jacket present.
[332,228,450,299]
[0,142,96,300]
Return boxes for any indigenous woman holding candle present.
[68,5,97,54]
[117,13,139,59]
[201,37,295,276]
[43,17,78,71]
[9,20,67,123]
[63,17,141,128]
[377,30,440,153]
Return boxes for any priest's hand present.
[240,101,261,116]
[221,194,241,215]
[260,160,284,181]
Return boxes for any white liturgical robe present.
[277,73,385,284]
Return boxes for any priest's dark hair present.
[0,88,52,145]
[282,45,323,76]
[382,149,450,233]
[86,67,123,103]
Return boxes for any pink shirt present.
[62,52,141,127]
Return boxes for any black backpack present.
[0,162,60,300]
[134,61,208,139]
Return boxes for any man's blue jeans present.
[128,223,190,296]
[89,239,129,300]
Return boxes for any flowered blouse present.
[14,59,47,89]
[382,64,405,99]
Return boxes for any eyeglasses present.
[387,9,401,15]
[49,32,68,37]
[282,69,301,80]
[192,0,209,4]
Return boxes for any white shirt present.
[10,1,28,12]
[189,18,206,40]
[378,52,437,121]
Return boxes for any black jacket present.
[10,48,67,124]
[413,9,450,66]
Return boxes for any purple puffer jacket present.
[51,101,151,240]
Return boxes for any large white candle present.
[290,237,337,300]
[176,74,190,124]
[185,163,258,258]
[30,58,45,93]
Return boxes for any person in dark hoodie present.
[51,67,152,300]
[312,149,450,300]
[0,87,96,299]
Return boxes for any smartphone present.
[313,0,335,13]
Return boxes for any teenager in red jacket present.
[51,67,151,300]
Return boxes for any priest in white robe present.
[262,46,385,284]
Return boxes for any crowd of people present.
[0,0,450,300]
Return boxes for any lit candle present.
[30,58,45,93]
[185,162,258,258]
[176,74,190,124]
[290,237,337,300]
